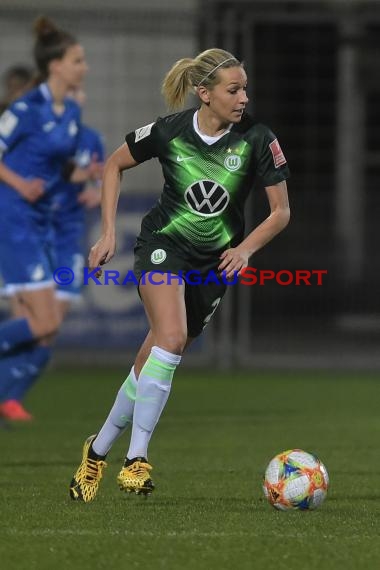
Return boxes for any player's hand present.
[88,233,116,278]
[87,153,104,181]
[218,247,249,280]
[19,178,45,203]
[70,155,104,184]
[77,186,101,209]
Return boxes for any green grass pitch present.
[1,367,379,570]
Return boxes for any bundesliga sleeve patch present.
[134,122,155,143]
[0,110,18,138]
[269,138,287,168]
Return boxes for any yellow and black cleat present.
[117,457,155,496]
[69,435,107,503]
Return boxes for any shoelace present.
[84,458,107,484]
[127,461,152,476]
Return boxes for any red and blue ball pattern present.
[263,449,329,511]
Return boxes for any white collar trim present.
[39,83,52,101]
[193,111,232,145]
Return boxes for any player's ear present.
[49,58,61,76]
[197,85,211,106]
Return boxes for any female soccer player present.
[0,88,104,420]
[51,88,105,317]
[0,17,90,420]
[70,48,290,502]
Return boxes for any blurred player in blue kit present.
[51,87,104,318]
[0,65,34,115]
[0,17,102,421]
[70,48,290,502]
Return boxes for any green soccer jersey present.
[125,108,289,263]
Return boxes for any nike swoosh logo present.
[176,155,195,162]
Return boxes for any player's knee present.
[157,329,187,355]
[29,314,61,339]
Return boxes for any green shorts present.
[134,241,227,337]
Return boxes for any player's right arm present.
[0,161,44,202]
[88,142,138,275]
[0,106,44,202]
[89,120,160,276]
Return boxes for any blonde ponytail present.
[161,58,196,111]
[162,48,241,111]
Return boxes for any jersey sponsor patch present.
[135,122,154,143]
[0,110,19,138]
[269,139,286,168]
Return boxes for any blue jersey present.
[0,82,81,213]
[50,125,105,298]
[0,82,81,289]
[51,124,105,218]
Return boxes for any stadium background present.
[0,0,379,370]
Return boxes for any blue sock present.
[0,345,51,402]
[0,318,35,356]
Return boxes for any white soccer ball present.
[263,449,329,510]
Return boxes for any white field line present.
[2,529,378,540]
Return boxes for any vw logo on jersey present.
[151,249,167,264]
[224,154,241,172]
[184,180,230,217]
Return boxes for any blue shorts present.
[0,206,54,295]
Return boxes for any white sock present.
[92,366,137,456]
[126,346,181,460]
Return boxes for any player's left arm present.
[218,180,290,278]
